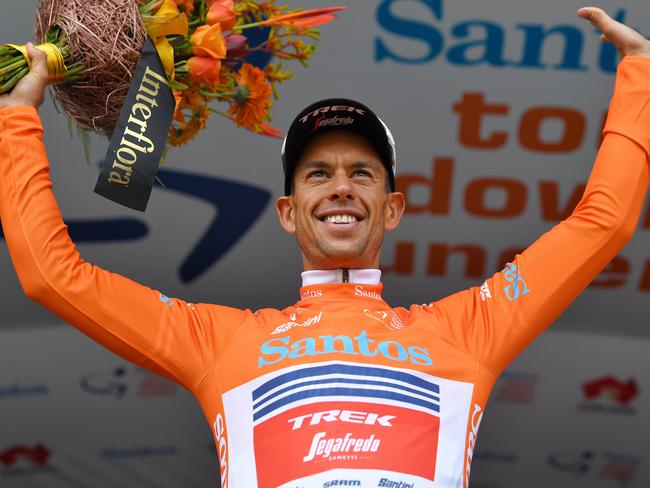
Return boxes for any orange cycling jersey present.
[1,58,649,488]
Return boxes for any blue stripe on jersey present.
[253,386,440,421]
[252,363,440,400]
[253,376,440,411]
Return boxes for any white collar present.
[301,269,381,286]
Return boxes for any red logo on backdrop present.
[0,444,50,467]
[254,401,438,488]
[582,376,639,405]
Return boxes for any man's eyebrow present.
[299,160,380,171]
[348,160,379,170]
[299,160,329,171]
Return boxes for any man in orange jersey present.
[1,7,649,488]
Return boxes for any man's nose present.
[329,173,354,200]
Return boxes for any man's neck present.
[301,269,381,286]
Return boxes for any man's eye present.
[308,170,327,178]
[355,170,371,177]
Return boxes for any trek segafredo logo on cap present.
[299,104,367,124]
[311,115,356,133]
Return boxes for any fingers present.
[26,43,49,81]
[578,7,620,38]
[578,7,650,58]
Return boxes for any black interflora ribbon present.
[94,37,175,212]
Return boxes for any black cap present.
[281,98,397,195]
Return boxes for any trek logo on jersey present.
[272,312,323,335]
[502,263,531,301]
[252,363,441,488]
[304,432,381,462]
[289,409,396,430]
[258,330,433,367]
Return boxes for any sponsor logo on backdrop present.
[252,363,441,487]
[0,444,54,476]
[548,451,640,483]
[493,371,538,404]
[258,330,433,367]
[473,450,517,464]
[0,169,271,284]
[577,376,638,415]
[101,446,178,459]
[372,1,650,293]
[375,0,627,73]
[0,384,49,399]
[80,365,177,399]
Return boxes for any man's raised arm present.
[0,45,250,392]
[431,8,650,376]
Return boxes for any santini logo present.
[258,330,433,367]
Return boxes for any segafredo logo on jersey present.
[252,363,441,487]
[304,432,381,462]
[258,330,432,367]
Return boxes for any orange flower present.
[169,107,211,146]
[258,122,283,139]
[207,0,236,31]
[257,7,346,28]
[173,90,184,122]
[227,63,272,129]
[188,56,222,86]
[191,24,227,59]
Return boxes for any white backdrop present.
[1,1,649,487]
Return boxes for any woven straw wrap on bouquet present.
[34,0,148,133]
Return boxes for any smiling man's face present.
[276,130,405,270]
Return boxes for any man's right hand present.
[0,43,49,110]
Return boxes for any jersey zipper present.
[342,268,349,283]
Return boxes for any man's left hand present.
[578,7,650,59]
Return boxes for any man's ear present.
[384,191,405,232]
[276,195,296,234]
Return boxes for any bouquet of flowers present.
[0,0,345,144]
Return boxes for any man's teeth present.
[324,215,357,224]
